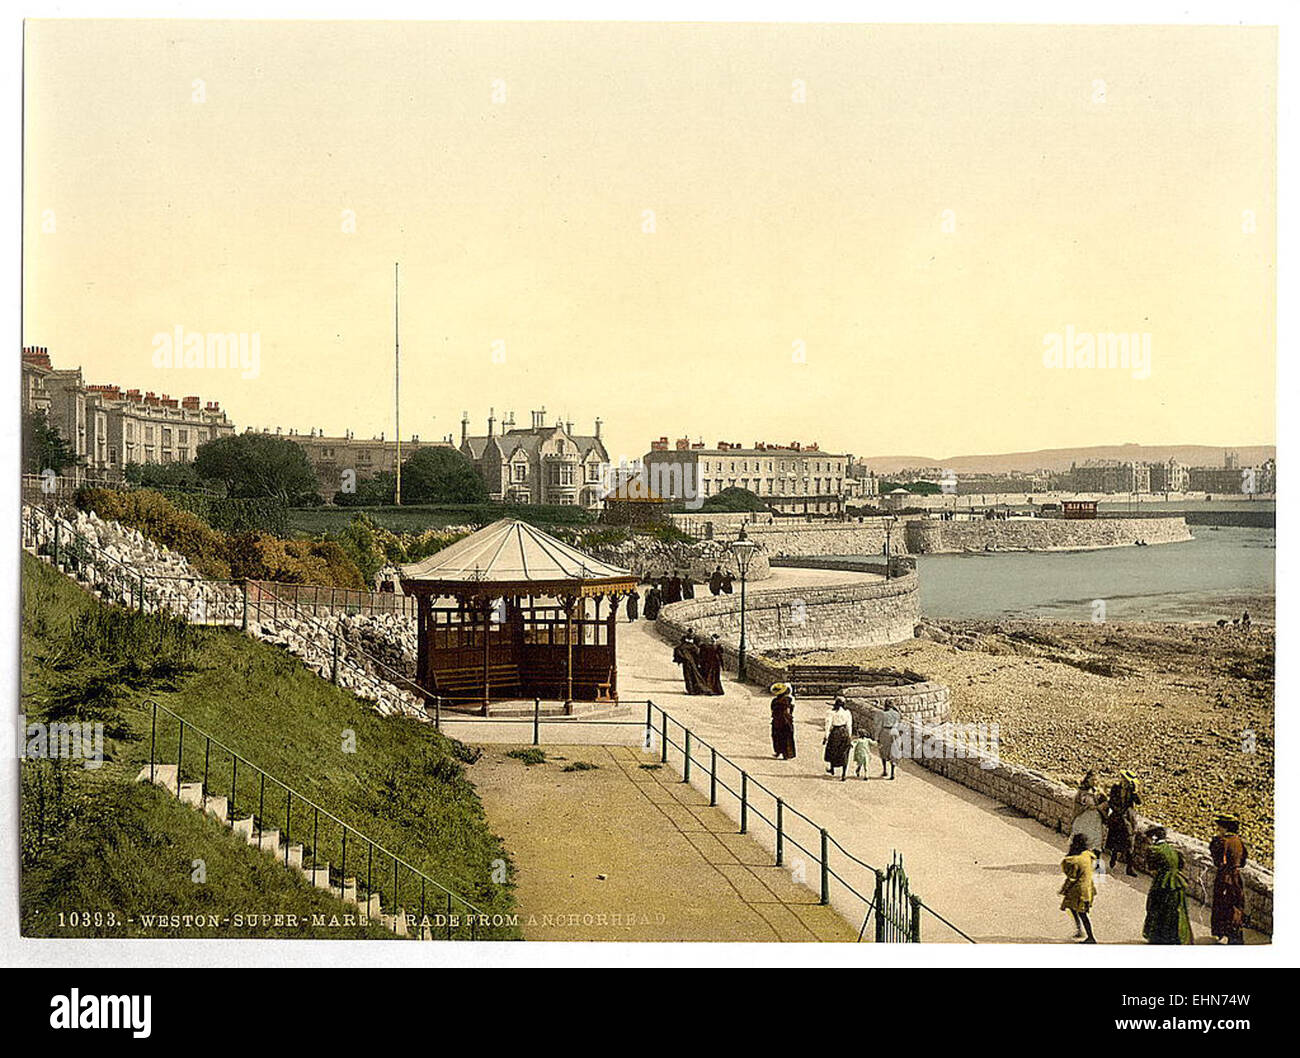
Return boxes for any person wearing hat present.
[769,683,796,760]
[1059,832,1098,943]
[1210,813,1249,945]
[1069,770,1106,861]
[1104,771,1142,877]
[698,633,725,695]
[1142,826,1194,945]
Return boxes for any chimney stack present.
[461,411,470,445]
[594,417,602,440]
[487,407,496,437]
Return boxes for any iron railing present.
[144,700,500,940]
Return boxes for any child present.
[851,735,873,779]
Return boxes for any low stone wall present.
[841,680,951,726]
[716,522,900,558]
[904,516,1192,554]
[842,697,1274,936]
[656,573,920,655]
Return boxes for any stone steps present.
[134,763,411,937]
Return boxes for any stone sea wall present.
[905,516,1192,554]
[656,573,920,655]
[843,696,1274,935]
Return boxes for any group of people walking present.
[670,629,725,695]
[766,688,902,781]
[1062,768,1249,945]
[626,570,707,624]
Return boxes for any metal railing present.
[144,700,499,940]
[429,694,975,943]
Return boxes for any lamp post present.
[883,515,899,579]
[730,527,759,680]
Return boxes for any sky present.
[23,21,1276,466]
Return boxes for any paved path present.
[470,744,852,942]
[606,570,1266,945]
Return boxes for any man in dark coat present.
[643,585,662,621]
[697,633,724,695]
[721,572,734,594]
[625,589,639,622]
[682,574,695,600]
[1210,813,1248,944]
[672,631,707,694]
[665,575,682,604]
[709,566,724,596]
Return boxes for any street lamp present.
[730,526,760,680]
[882,515,899,579]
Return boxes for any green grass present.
[20,552,518,939]
[22,775,394,939]
[505,748,547,766]
[562,761,600,773]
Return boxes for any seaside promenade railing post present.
[661,712,669,764]
[910,895,923,943]
[683,731,691,783]
[52,521,60,568]
[434,696,442,731]
[776,799,784,866]
[331,632,340,685]
[740,772,748,834]
[820,830,830,905]
[241,581,248,632]
[533,699,540,746]
[873,870,885,942]
[137,573,145,612]
[644,701,653,750]
[709,748,717,806]
[149,702,157,783]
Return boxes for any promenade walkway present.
[607,567,1267,945]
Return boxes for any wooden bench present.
[432,663,521,704]
[787,664,862,697]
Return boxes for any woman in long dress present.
[1059,832,1098,943]
[1210,813,1248,944]
[1143,827,1194,945]
[1104,771,1141,877]
[874,703,902,780]
[1069,770,1106,858]
[769,683,796,760]
[823,697,853,781]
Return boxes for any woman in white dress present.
[1069,770,1106,858]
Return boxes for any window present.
[513,463,527,482]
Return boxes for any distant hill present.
[860,444,1276,475]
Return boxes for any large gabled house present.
[460,408,609,508]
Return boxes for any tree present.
[124,460,207,491]
[194,434,318,504]
[334,471,396,507]
[699,486,769,513]
[22,411,78,475]
[399,448,488,504]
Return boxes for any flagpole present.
[394,261,402,506]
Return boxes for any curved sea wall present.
[842,697,1273,935]
[656,572,920,656]
[904,516,1191,554]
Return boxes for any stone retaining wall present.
[842,696,1274,936]
[656,573,920,655]
[841,680,951,726]
[905,516,1192,554]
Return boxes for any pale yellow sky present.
[23,21,1276,464]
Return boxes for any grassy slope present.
[22,780,394,938]
[20,552,518,938]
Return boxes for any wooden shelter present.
[398,519,638,714]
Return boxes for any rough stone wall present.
[905,516,1192,554]
[841,680,951,726]
[656,573,920,655]
[843,697,1274,935]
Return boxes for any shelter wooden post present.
[480,599,491,716]
[564,596,575,714]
